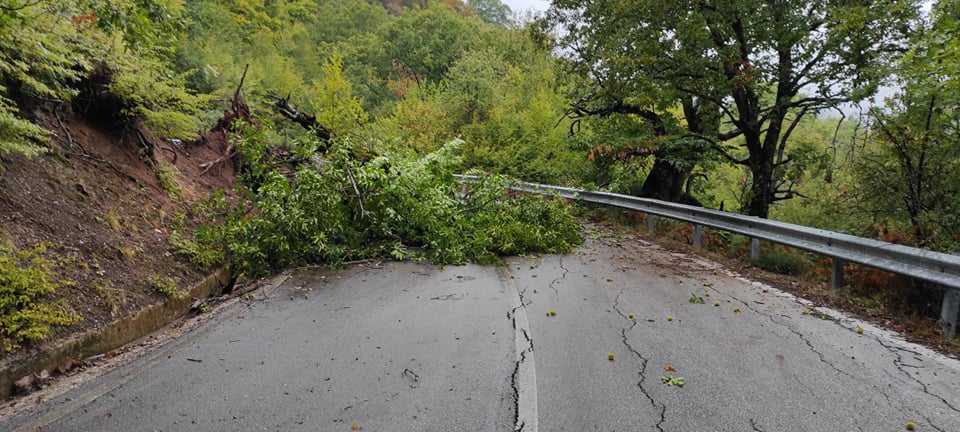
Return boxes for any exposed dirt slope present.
[0,102,235,364]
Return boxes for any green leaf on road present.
[661,375,685,387]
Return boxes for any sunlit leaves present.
[307,54,369,134]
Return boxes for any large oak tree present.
[542,0,920,217]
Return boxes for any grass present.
[149,274,183,299]
[157,163,183,199]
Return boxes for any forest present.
[1,0,958,351]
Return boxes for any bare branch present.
[563,99,667,135]
[266,94,333,144]
[718,129,744,141]
[778,106,811,163]
[683,133,749,165]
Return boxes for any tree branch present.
[683,133,749,165]
[266,94,333,144]
[564,99,667,135]
[675,86,741,127]
[772,190,808,201]
[718,129,743,141]
[778,106,811,163]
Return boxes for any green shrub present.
[149,275,183,299]
[0,244,80,351]
[170,189,230,270]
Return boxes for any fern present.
[0,244,80,352]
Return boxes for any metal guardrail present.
[458,175,960,338]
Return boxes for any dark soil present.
[0,101,237,361]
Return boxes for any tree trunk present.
[746,119,782,218]
[748,161,773,218]
[640,157,690,202]
[636,96,715,206]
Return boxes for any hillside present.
[0,97,238,349]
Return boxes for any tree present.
[0,1,85,156]
[542,0,920,217]
[852,0,960,251]
[383,3,483,88]
[467,0,512,27]
[1,0,204,156]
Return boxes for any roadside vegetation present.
[0,244,80,352]
[0,0,958,352]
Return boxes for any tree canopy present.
[467,0,513,27]
[0,0,955,252]
[541,0,921,217]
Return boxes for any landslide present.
[0,98,237,367]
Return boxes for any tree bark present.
[639,157,700,205]
[268,94,333,145]
[569,100,702,205]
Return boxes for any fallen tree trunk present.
[267,94,333,146]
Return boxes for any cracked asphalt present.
[4,226,960,431]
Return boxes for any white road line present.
[500,267,538,432]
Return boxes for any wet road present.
[5,227,960,431]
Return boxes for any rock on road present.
[4,225,960,431]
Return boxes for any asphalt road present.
[4,226,960,431]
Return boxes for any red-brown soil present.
[0,101,237,363]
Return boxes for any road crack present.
[509,327,534,431]
[713,290,860,384]
[719,288,950,432]
[869,339,955,432]
[548,256,569,295]
[875,338,960,415]
[613,288,666,432]
[504,265,536,432]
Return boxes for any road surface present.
[4,225,960,431]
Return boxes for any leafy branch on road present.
[174,126,583,277]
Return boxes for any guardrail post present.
[477,176,960,306]
[693,224,703,249]
[942,290,960,339]
[830,258,845,291]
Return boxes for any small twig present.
[52,102,77,150]
[199,145,236,176]
[78,153,142,185]
[460,195,500,213]
[233,64,249,113]
[159,145,178,164]
[132,126,156,167]
[345,165,369,219]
